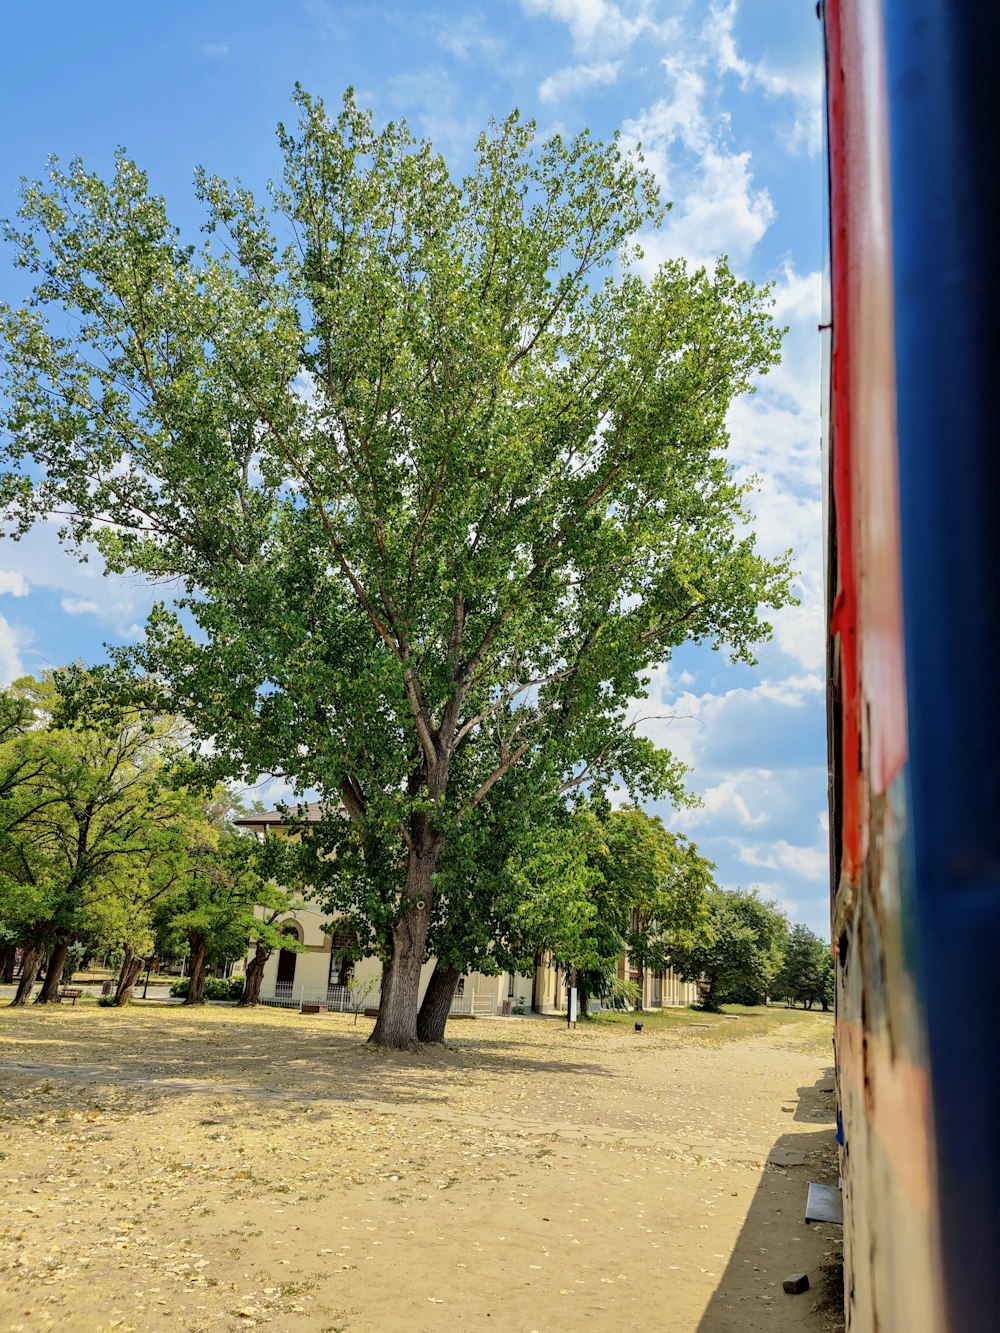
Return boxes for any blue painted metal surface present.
[882,4,1000,1329]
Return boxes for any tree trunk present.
[531,950,544,1013]
[576,972,592,1020]
[35,942,70,1004]
[184,935,209,1005]
[114,948,145,1006]
[10,942,45,1007]
[238,946,271,1007]
[416,964,461,1044]
[369,847,437,1049]
[699,974,721,1012]
[0,944,16,984]
[635,963,645,1011]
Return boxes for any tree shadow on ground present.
[0,1009,617,1123]
[696,1070,844,1333]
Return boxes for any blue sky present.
[0,1,829,935]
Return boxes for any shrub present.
[169,976,244,1001]
[218,976,245,1002]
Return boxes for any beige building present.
[236,805,699,1015]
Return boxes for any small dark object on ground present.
[634,1021,643,1032]
[300,1003,328,1014]
[783,1273,810,1295]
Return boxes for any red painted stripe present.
[826,0,864,880]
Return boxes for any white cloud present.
[622,50,775,271]
[539,59,622,103]
[436,15,509,65]
[705,1,822,156]
[685,774,770,828]
[0,615,27,685]
[774,839,827,881]
[638,671,825,774]
[739,837,828,882]
[755,673,823,707]
[198,43,229,59]
[10,519,158,640]
[0,571,29,597]
[61,597,102,617]
[720,263,825,674]
[387,66,480,159]
[643,145,774,270]
[522,0,666,55]
[770,599,824,675]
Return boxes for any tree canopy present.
[773,923,833,1010]
[0,90,793,1047]
[674,887,788,1011]
[0,672,302,1006]
[0,673,203,1004]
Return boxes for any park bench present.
[58,986,83,1005]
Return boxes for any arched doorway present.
[275,923,300,998]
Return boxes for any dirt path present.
[0,1005,842,1332]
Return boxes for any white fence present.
[263,983,362,1012]
[448,988,497,1017]
[260,986,498,1013]
[261,982,497,1016]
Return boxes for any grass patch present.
[589,1002,832,1044]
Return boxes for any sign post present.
[567,967,578,1029]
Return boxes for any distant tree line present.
[1,671,832,1028]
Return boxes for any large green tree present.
[0,91,792,1047]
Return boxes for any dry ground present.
[0,1001,843,1333]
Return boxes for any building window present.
[328,952,352,988]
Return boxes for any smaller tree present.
[774,924,831,1010]
[414,779,600,1042]
[675,888,787,1011]
[160,805,306,1006]
[0,673,199,1006]
[822,949,835,1012]
[237,835,307,1007]
[347,973,380,1025]
[595,810,714,1010]
[545,807,715,1017]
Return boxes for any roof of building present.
[233,801,329,827]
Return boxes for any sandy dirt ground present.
[0,1002,843,1333]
